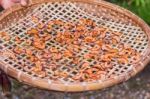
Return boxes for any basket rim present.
[0,0,150,92]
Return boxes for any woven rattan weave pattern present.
[0,0,150,92]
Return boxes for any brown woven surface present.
[0,0,150,92]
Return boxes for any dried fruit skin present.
[13,47,24,54]
[1,18,141,81]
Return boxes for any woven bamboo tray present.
[0,0,150,92]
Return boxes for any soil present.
[0,63,150,99]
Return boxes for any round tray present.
[0,0,150,92]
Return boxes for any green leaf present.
[110,0,150,24]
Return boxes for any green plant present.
[110,0,150,24]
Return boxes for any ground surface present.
[0,63,150,99]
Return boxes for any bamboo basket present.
[0,0,150,92]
